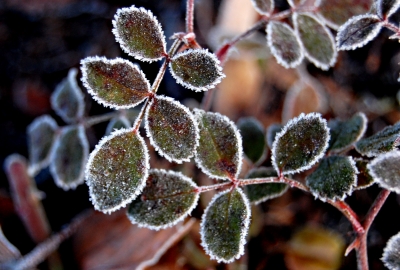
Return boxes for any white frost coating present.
[169,49,226,92]
[377,0,400,18]
[127,169,200,231]
[267,21,304,69]
[199,188,251,263]
[80,56,151,109]
[105,115,131,136]
[251,0,274,16]
[51,68,85,123]
[27,115,59,176]
[293,12,338,71]
[112,6,166,62]
[287,0,306,8]
[144,95,199,164]
[85,128,150,214]
[271,112,330,175]
[336,14,383,51]
[50,125,89,191]
[367,151,400,193]
[193,109,243,181]
[382,231,400,270]
[353,112,368,143]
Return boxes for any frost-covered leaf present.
[200,188,250,263]
[81,57,151,109]
[317,0,373,29]
[287,0,305,8]
[251,0,274,15]
[237,117,266,164]
[272,113,330,175]
[50,125,89,190]
[127,169,199,230]
[51,68,85,123]
[377,0,400,18]
[86,128,149,214]
[105,116,131,136]
[355,121,400,157]
[27,115,58,174]
[266,123,283,149]
[267,21,304,69]
[328,112,367,153]
[145,96,199,163]
[306,156,358,201]
[245,167,288,204]
[170,49,225,92]
[294,13,337,70]
[112,6,166,62]
[382,231,400,270]
[367,151,400,193]
[336,14,383,51]
[354,158,375,190]
[194,109,243,180]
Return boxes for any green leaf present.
[251,0,274,15]
[354,158,375,190]
[112,6,166,62]
[317,0,372,29]
[336,14,383,51]
[355,121,400,157]
[266,123,283,149]
[294,13,337,70]
[267,21,304,69]
[81,56,151,109]
[50,125,89,190]
[145,95,199,163]
[51,68,85,123]
[105,116,131,136]
[237,117,266,164]
[27,115,58,174]
[377,0,400,18]
[245,167,288,204]
[200,188,251,263]
[272,113,330,175]
[328,112,367,153]
[306,156,358,201]
[367,151,400,193]
[382,231,400,270]
[86,128,149,214]
[170,49,225,92]
[127,169,199,230]
[194,109,243,180]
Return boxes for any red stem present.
[186,0,195,34]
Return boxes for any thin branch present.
[195,182,232,193]
[186,0,195,34]
[83,111,120,127]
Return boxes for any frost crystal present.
[367,151,400,193]
[127,169,199,230]
[170,49,225,92]
[112,5,166,62]
[81,56,151,109]
[382,231,400,270]
[336,14,383,51]
[144,95,199,163]
[267,21,304,69]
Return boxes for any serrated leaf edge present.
[27,115,59,176]
[49,125,89,191]
[85,128,150,214]
[251,0,275,16]
[144,95,199,164]
[293,12,338,70]
[169,49,226,92]
[81,56,151,109]
[336,14,383,51]
[127,168,199,231]
[200,188,251,263]
[307,156,359,202]
[267,21,304,69]
[51,68,85,123]
[377,0,400,18]
[367,150,400,193]
[382,231,400,269]
[193,109,243,181]
[271,112,330,175]
[112,5,167,62]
